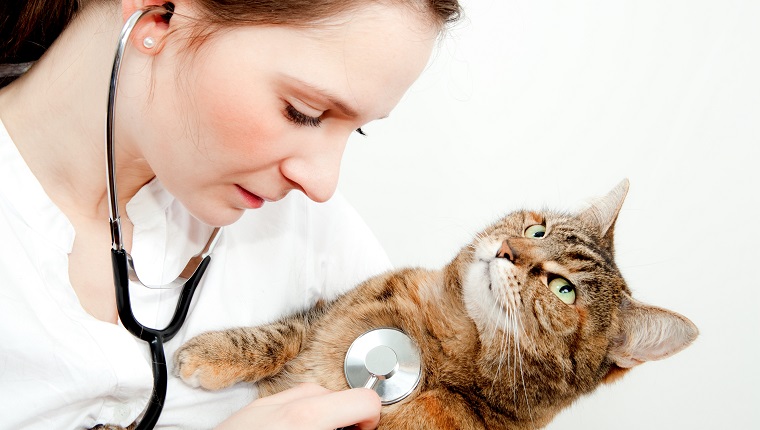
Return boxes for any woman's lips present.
[236,185,265,209]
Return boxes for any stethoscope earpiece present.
[344,328,422,405]
[160,2,175,22]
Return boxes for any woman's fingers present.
[252,382,333,407]
[217,385,382,430]
[306,388,381,430]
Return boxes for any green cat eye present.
[549,277,576,305]
[524,224,546,238]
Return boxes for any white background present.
[339,1,759,429]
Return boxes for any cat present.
[174,180,698,429]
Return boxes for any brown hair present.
[189,0,460,27]
[0,0,461,87]
[0,0,79,87]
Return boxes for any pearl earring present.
[143,36,156,49]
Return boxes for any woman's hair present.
[0,0,79,87]
[0,0,462,87]
[188,0,461,27]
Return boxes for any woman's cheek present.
[200,95,290,164]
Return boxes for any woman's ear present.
[121,0,177,55]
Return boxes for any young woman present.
[0,0,461,428]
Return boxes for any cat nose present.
[496,240,517,262]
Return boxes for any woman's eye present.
[285,104,322,127]
[524,224,546,238]
[549,277,576,305]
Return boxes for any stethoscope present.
[343,328,422,405]
[106,5,222,430]
[107,6,421,429]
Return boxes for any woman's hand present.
[215,383,382,430]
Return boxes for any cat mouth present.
[470,239,523,309]
[488,258,522,311]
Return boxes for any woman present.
[0,0,461,428]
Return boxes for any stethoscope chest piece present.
[344,328,421,405]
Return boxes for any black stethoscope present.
[106,6,421,429]
[106,5,222,429]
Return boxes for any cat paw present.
[173,337,242,391]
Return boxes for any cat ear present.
[608,292,699,369]
[578,179,629,252]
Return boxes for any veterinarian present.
[0,0,461,428]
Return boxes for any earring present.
[143,36,156,49]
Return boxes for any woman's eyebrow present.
[284,75,360,118]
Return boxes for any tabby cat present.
[175,180,698,429]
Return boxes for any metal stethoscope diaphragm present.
[344,328,422,405]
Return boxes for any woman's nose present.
[280,138,347,203]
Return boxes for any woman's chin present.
[189,205,247,228]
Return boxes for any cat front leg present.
[174,318,305,390]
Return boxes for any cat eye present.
[524,224,546,239]
[549,277,576,305]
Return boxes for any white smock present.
[0,119,393,429]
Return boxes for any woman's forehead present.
[224,4,437,119]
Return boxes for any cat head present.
[455,180,698,410]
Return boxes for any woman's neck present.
[0,2,152,222]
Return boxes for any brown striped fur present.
[175,180,698,429]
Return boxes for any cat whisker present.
[499,303,512,392]
[509,309,518,410]
[469,232,488,250]
[513,310,536,429]
[489,299,507,395]
[487,286,519,399]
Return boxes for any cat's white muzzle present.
[463,238,523,332]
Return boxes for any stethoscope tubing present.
[106,8,145,252]
[111,250,211,343]
[111,248,211,429]
[106,5,214,429]
[106,3,176,251]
